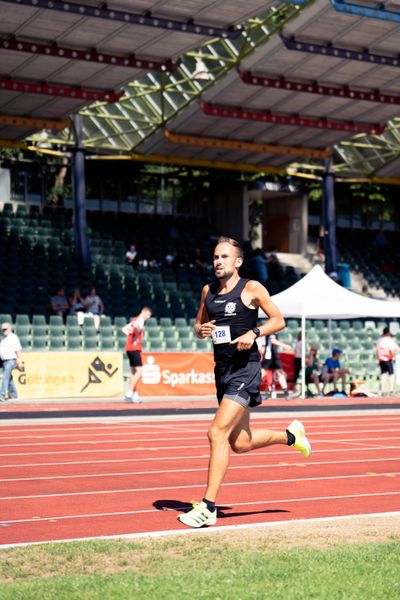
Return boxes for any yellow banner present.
[15,352,123,399]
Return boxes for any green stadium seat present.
[83,329,97,340]
[0,314,13,325]
[49,324,65,336]
[32,337,47,350]
[160,317,173,327]
[147,328,162,340]
[165,338,181,351]
[49,315,63,327]
[100,316,112,327]
[117,337,127,350]
[114,316,127,328]
[180,339,195,351]
[32,315,46,326]
[66,325,81,336]
[195,338,211,351]
[32,325,48,336]
[83,338,98,350]
[66,315,79,327]
[15,324,30,337]
[49,337,65,351]
[162,329,178,340]
[15,314,29,326]
[100,338,116,350]
[18,335,30,350]
[174,318,188,328]
[83,318,96,329]
[145,317,158,329]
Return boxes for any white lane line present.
[2,456,400,482]
[1,425,399,442]
[1,494,399,528]
[1,415,399,436]
[1,433,399,450]
[2,510,400,548]
[1,471,399,501]
[1,444,399,463]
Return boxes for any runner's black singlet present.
[205,278,259,364]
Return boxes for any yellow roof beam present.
[164,130,331,160]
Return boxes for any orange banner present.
[137,352,215,396]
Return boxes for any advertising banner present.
[137,352,215,396]
[15,352,123,399]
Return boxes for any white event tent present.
[266,265,400,397]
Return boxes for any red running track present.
[0,413,399,546]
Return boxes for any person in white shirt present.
[84,287,105,330]
[376,326,399,395]
[0,323,23,401]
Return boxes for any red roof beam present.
[239,69,400,105]
[0,77,123,103]
[200,101,384,135]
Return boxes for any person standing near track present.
[177,237,311,528]
[0,322,23,402]
[122,306,152,403]
[376,326,399,396]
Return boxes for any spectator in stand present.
[122,306,153,403]
[165,249,179,272]
[376,326,399,396]
[191,247,209,277]
[329,271,343,286]
[252,248,269,287]
[261,333,292,398]
[84,287,105,330]
[322,348,349,395]
[267,252,283,284]
[69,288,86,326]
[126,244,139,269]
[0,322,23,401]
[305,346,323,396]
[51,287,69,320]
[361,283,372,297]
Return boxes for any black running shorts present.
[214,360,262,408]
[379,360,394,375]
[127,350,142,367]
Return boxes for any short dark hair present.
[383,326,391,336]
[216,236,244,259]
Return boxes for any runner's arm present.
[194,285,216,339]
[231,281,285,351]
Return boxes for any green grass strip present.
[1,537,399,599]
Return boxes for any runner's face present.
[213,243,242,279]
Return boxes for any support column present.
[72,114,91,266]
[322,159,337,274]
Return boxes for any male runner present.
[177,237,311,528]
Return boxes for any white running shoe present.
[287,419,312,457]
[177,501,217,528]
[132,391,142,404]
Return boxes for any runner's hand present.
[231,331,256,351]
[197,320,216,338]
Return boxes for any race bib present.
[211,326,231,345]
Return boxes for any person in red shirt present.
[123,307,152,403]
[376,326,399,396]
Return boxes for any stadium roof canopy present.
[3,0,400,181]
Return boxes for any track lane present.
[1,414,399,545]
